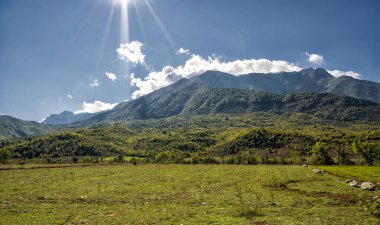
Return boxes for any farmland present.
[0,164,379,224]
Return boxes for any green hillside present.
[2,114,379,165]
[0,115,53,140]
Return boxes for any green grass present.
[319,166,380,183]
[0,165,379,224]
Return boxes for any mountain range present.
[0,115,53,140]
[43,111,95,125]
[80,78,379,124]
[191,68,380,103]
[1,68,379,139]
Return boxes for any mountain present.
[0,115,53,140]
[43,111,95,125]
[80,78,380,125]
[190,68,380,103]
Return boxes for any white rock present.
[349,180,362,187]
[361,182,376,191]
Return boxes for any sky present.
[0,0,380,121]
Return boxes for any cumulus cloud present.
[306,52,324,65]
[74,101,118,114]
[67,95,72,100]
[117,41,145,65]
[177,47,190,55]
[129,54,301,99]
[105,72,117,82]
[327,70,361,79]
[90,79,100,87]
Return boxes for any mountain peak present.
[188,69,378,103]
[43,111,94,125]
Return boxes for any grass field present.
[0,165,379,224]
[319,166,380,183]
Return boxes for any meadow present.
[0,164,379,224]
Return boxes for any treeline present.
[0,116,379,165]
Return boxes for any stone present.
[349,180,362,187]
[345,179,354,183]
[361,182,376,191]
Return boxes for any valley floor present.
[0,164,379,224]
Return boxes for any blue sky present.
[0,0,379,121]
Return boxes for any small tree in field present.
[72,156,79,163]
[336,146,354,165]
[310,142,333,165]
[0,149,11,164]
[352,141,379,166]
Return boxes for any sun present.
[101,0,175,47]
[113,0,131,7]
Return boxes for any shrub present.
[352,141,380,166]
[72,157,79,163]
[203,157,220,164]
[83,157,99,163]
[310,142,333,165]
[191,155,201,164]
[0,149,11,164]
[129,157,138,165]
[155,151,184,163]
[336,147,354,165]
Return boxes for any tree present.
[310,142,333,165]
[352,141,379,166]
[72,156,79,163]
[0,149,11,164]
[336,146,354,165]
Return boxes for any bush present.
[203,157,220,164]
[310,142,333,165]
[83,157,99,163]
[115,154,125,163]
[225,152,258,165]
[291,149,305,165]
[352,141,380,166]
[191,155,201,164]
[336,147,354,165]
[0,149,11,164]
[129,157,138,165]
[155,151,184,164]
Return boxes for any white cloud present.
[117,41,145,65]
[67,95,72,100]
[327,70,361,79]
[90,79,100,87]
[41,101,45,104]
[177,47,190,55]
[39,118,46,123]
[105,72,117,82]
[306,52,324,65]
[129,54,302,99]
[74,101,118,114]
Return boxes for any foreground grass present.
[0,165,379,224]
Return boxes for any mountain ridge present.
[0,115,53,140]
[78,78,380,125]
[190,68,380,103]
[43,111,95,125]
